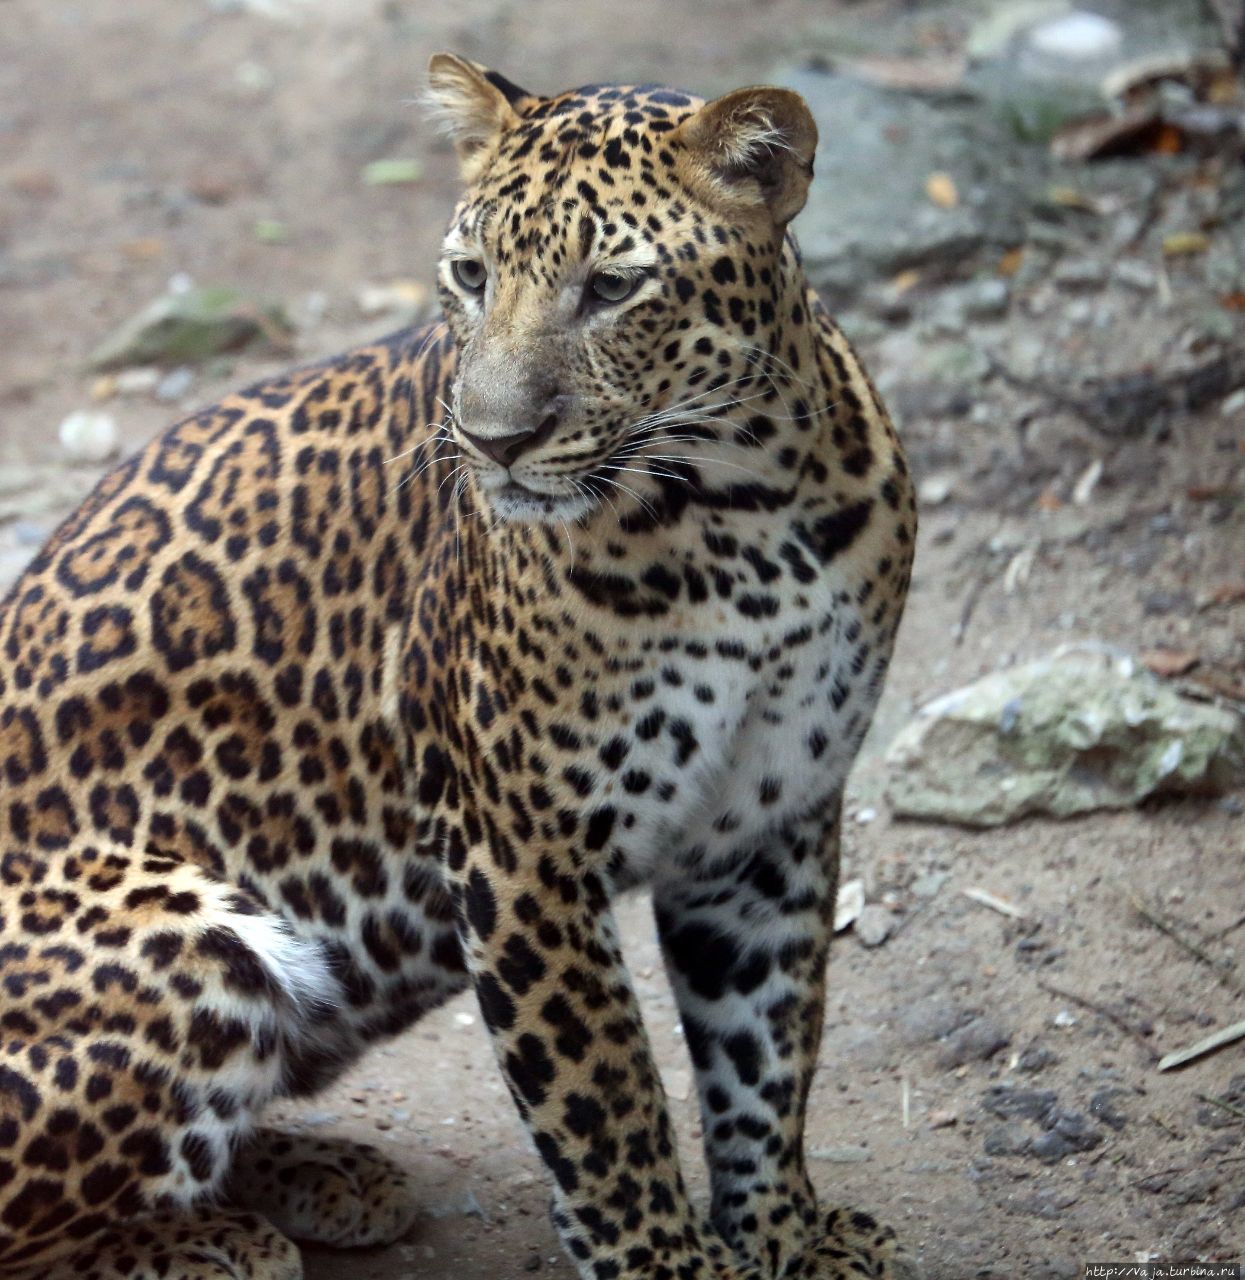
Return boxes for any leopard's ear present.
[425,54,534,180]
[673,86,817,229]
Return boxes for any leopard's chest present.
[565,569,880,881]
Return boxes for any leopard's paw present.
[40,1211,301,1280]
[226,1129,419,1248]
[781,1207,918,1280]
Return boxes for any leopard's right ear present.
[425,54,534,181]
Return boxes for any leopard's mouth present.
[475,475,601,526]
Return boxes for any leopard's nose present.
[461,399,564,468]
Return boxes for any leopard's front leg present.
[449,836,741,1280]
[653,810,915,1280]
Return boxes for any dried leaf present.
[834,878,865,932]
[1187,483,1235,500]
[925,172,959,209]
[889,268,922,295]
[1140,648,1199,678]
[1158,1019,1245,1072]
[1072,458,1103,505]
[1047,185,1101,213]
[1050,104,1159,162]
[997,247,1025,277]
[962,887,1026,919]
[1163,231,1210,257]
[1208,582,1245,606]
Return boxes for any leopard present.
[0,53,918,1280]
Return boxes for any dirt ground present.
[2,1,1243,1276]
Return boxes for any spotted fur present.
[0,55,916,1280]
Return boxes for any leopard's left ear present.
[673,86,817,229]
[426,54,535,181]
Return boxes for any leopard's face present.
[429,61,818,526]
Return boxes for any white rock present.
[58,410,119,465]
[114,367,161,395]
[1027,11,1122,61]
[918,473,956,506]
[1221,387,1245,417]
[855,904,895,948]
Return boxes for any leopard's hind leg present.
[0,850,338,1274]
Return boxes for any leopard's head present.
[426,54,818,526]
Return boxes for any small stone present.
[12,521,48,548]
[114,367,161,395]
[918,473,956,506]
[1054,258,1107,291]
[1114,260,1157,293]
[1031,1109,1101,1162]
[961,278,1010,320]
[928,1108,957,1129]
[525,1256,543,1272]
[1221,388,1245,417]
[983,1087,1057,1123]
[1089,1088,1129,1131]
[939,1015,1012,1068]
[1053,1009,1077,1028]
[983,1122,1031,1156]
[661,1067,692,1101]
[911,870,950,899]
[854,904,895,948]
[58,411,119,465]
[897,997,967,1045]
[297,1110,340,1127]
[854,806,877,825]
[1017,1044,1058,1073]
[453,1011,475,1027]
[1141,590,1191,617]
[156,367,195,403]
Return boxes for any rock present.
[58,410,119,464]
[87,285,293,371]
[917,473,956,507]
[1089,1088,1129,1131]
[854,904,895,948]
[983,1122,1032,1156]
[983,1086,1058,1123]
[938,1015,1012,1068]
[911,870,950,899]
[775,67,1037,302]
[115,367,161,395]
[897,997,968,1046]
[156,367,195,403]
[1114,260,1158,293]
[927,1108,957,1130]
[960,277,1011,320]
[1054,258,1108,291]
[1025,12,1122,63]
[1031,1109,1102,1162]
[885,646,1245,826]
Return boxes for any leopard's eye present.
[588,271,643,305]
[451,258,487,293]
